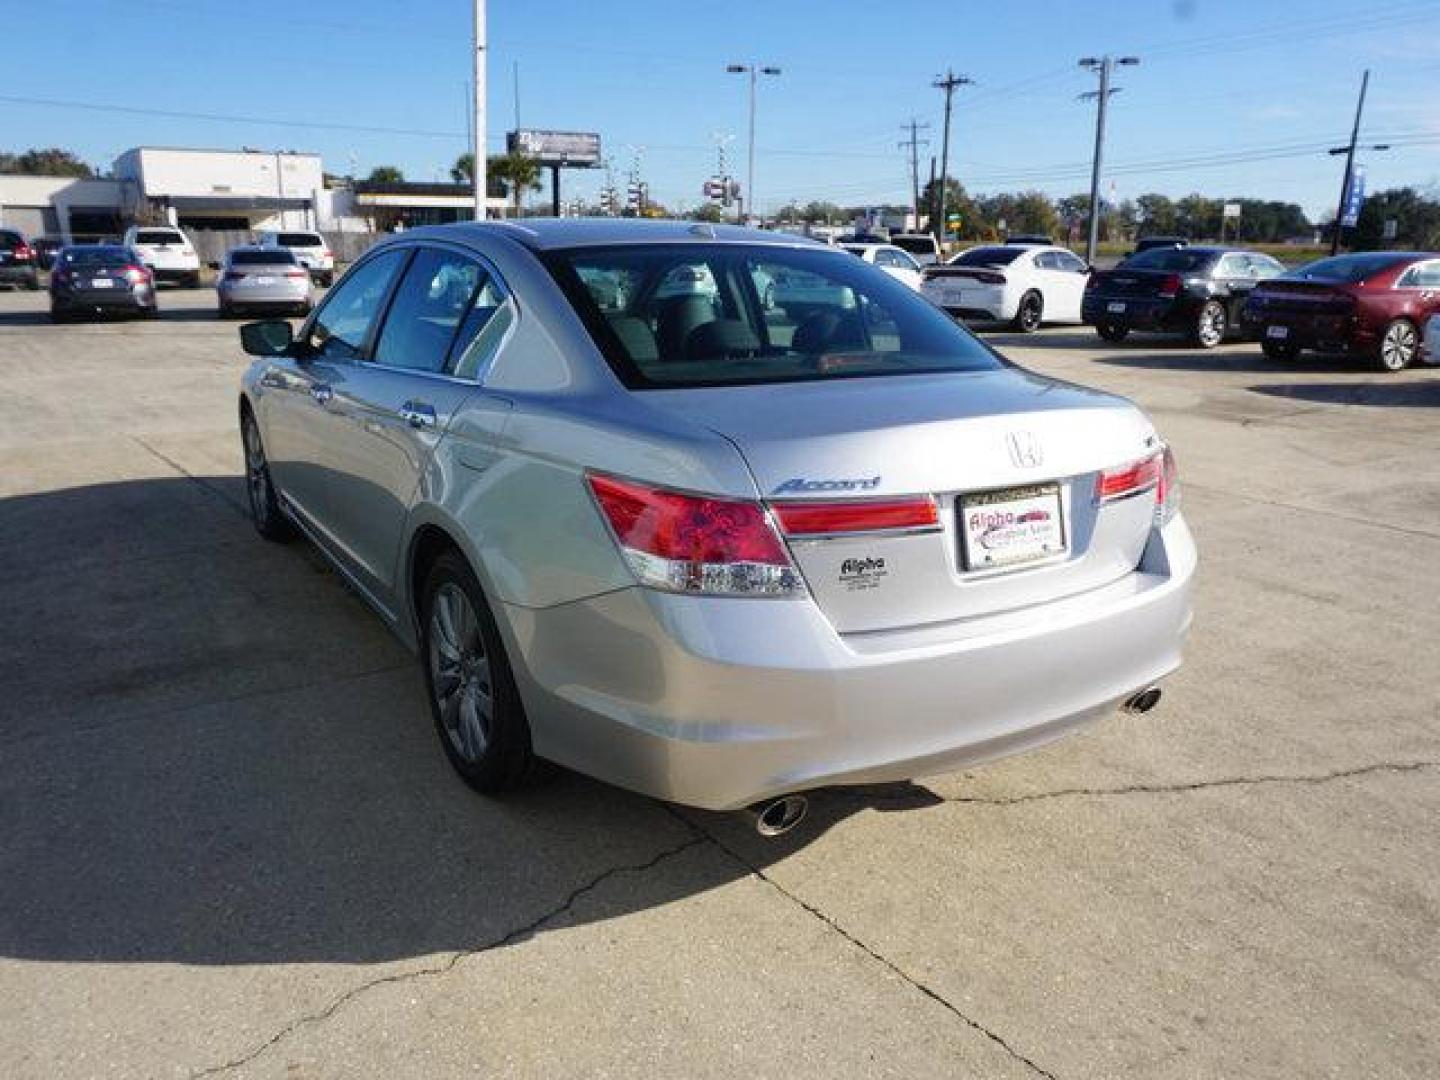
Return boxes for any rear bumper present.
[1240,309,1368,352]
[0,264,38,284]
[218,286,311,308]
[52,288,153,311]
[503,515,1197,810]
[924,286,1009,322]
[1082,295,1191,330]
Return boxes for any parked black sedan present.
[1083,246,1286,348]
[0,228,41,290]
[49,245,158,322]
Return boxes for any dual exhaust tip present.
[742,687,1162,838]
[1121,686,1163,715]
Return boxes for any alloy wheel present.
[243,419,271,524]
[1197,302,1226,348]
[1380,322,1417,371]
[428,583,493,764]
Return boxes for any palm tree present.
[365,165,405,184]
[488,152,542,216]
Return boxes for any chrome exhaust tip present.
[746,795,809,838]
[1120,686,1163,715]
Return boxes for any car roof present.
[399,218,829,252]
[226,245,290,256]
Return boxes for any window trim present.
[1396,259,1440,289]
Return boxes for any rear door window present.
[306,249,408,361]
[278,232,323,247]
[371,248,483,374]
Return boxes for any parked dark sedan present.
[1083,246,1286,348]
[0,228,41,290]
[49,245,158,321]
[1241,251,1440,372]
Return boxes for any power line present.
[932,70,974,241]
[898,119,930,229]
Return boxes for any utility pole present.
[931,71,972,244]
[1078,55,1139,264]
[472,0,487,220]
[899,119,931,231]
[727,63,781,226]
[1328,70,1384,256]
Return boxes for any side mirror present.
[239,319,295,357]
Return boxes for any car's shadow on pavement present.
[1089,348,1376,375]
[0,476,926,967]
[1247,379,1440,408]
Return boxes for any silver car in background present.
[236,220,1195,818]
[218,246,314,318]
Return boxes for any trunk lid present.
[641,370,1163,634]
[1090,268,1179,298]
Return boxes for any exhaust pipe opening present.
[1121,686,1163,715]
[746,794,809,838]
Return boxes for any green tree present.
[487,151,542,215]
[365,165,405,184]
[1135,193,1178,235]
[0,148,93,177]
[921,178,981,237]
[450,153,474,184]
[1351,187,1440,251]
[687,202,725,223]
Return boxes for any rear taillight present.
[1095,447,1180,526]
[14,243,34,261]
[1158,273,1182,299]
[973,270,1006,285]
[1095,453,1162,503]
[1155,445,1180,526]
[772,497,938,538]
[123,264,148,283]
[586,473,804,596]
[284,269,308,279]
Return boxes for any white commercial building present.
[113,146,324,232]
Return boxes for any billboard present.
[507,130,601,167]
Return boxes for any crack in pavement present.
[838,760,1440,810]
[666,806,1059,1080]
[189,833,710,1078]
[129,434,249,519]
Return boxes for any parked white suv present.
[256,230,335,286]
[122,226,201,287]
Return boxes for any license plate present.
[254,276,276,286]
[1107,301,1126,314]
[1266,325,1289,340]
[90,278,114,289]
[960,484,1066,570]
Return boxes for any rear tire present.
[1097,322,1129,343]
[25,275,40,291]
[241,410,297,542]
[1262,338,1301,361]
[1012,290,1043,333]
[1375,318,1418,372]
[1193,299,1227,349]
[420,552,537,794]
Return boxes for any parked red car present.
[1242,251,1440,372]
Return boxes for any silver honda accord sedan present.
[236,220,1195,813]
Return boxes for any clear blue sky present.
[6,0,1440,219]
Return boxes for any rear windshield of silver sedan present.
[546,243,1001,388]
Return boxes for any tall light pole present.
[1326,71,1390,255]
[931,71,973,243]
[727,63,781,226]
[1078,55,1138,264]
[472,0,487,220]
[899,119,930,232]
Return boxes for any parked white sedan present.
[841,243,925,290]
[922,244,1091,332]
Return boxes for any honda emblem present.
[1006,430,1043,469]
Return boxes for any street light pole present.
[1329,69,1372,256]
[472,0,487,221]
[1079,55,1138,264]
[727,63,781,226]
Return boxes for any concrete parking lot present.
[1,285,1437,1079]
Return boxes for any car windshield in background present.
[61,247,134,266]
[889,236,935,254]
[230,249,297,265]
[548,243,1001,388]
[1285,253,1412,283]
[0,231,22,249]
[1121,248,1213,272]
[277,233,323,247]
[135,230,184,245]
[950,247,1025,266]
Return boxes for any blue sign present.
[1341,164,1367,228]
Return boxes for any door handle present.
[399,400,437,428]
[310,383,333,405]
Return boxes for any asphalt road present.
[1,286,1437,1079]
